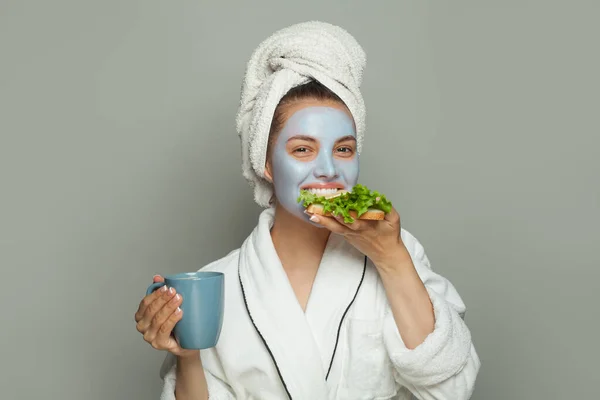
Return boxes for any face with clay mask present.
[266,103,360,223]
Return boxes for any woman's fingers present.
[155,311,200,358]
[309,211,376,234]
[134,275,165,322]
[384,207,401,224]
[135,275,199,357]
[333,214,368,231]
[154,306,184,351]
[136,286,173,332]
[308,213,350,235]
[135,284,166,323]
[144,291,183,344]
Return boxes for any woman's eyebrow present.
[287,135,318,143]
[335,135,357,143]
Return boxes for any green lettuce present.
[297,184,392,223]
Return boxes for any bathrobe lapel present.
[238,209,366,399]
[304,232,367,380]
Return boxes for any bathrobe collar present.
[238,208,366,399]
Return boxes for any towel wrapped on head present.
[236,21,367,207]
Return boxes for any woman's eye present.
[291,146,315,157]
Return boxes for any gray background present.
[1,1,598,399]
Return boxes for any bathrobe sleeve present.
[159,353,235,400]
[382,230,481,400]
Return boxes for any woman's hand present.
[135,275,198,359]
[306,207,409,269]
[308,208,435,347]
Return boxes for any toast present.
[306,204,385,220]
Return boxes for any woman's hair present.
[266,80,346,159]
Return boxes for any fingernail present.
[169,287,175,295]
[310,215,319,223]
[161,285,167,292]
[176,307,182,313]
[175,294,181,301]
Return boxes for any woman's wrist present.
[372,241,413,274]
[175,351,208,399]
[176,350,201,363]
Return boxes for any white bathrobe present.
[159,209,480,400]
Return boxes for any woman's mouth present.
[305,188,341,196]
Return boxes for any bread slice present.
[306,204,385,221]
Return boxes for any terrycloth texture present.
[383,287,473,387]
[156,209,480,399]
[236,21,367,207]
[160,354,235,400]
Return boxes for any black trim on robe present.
[326,255,367,380]
[238,255,368,400]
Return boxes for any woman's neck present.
[269,204,330,311]
[270,204,331,271]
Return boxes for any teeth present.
[308,188,340,196]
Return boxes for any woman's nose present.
[313,153,338,179]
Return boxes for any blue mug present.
[146,271,224,350]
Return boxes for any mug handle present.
[146,281,166,296]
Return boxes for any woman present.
[134,21,480,400]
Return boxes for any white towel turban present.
[235,21,367,207]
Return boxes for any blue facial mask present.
[270,106,360,222]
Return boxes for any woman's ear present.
[264,161,273,183]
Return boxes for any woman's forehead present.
[278,105,356,141]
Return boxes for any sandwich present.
[297,184,392,223]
